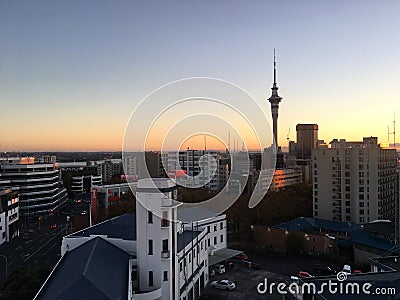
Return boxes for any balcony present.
[161,251,170,259]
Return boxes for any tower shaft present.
[268,49,282,148]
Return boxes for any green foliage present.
[0,267,50,300]
[285,231,306,255]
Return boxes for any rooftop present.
[70,214,136,241]
[35,237,131,300]
[274,217,362,233]
[177,230,201,253]
[178,206,219,223]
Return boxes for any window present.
[161,211,169,227]
[359,202,364,207]
[148,239,153,255]
[163,271,168,281]
[149,271,153,286]
[207,226,210,233]
[359,209,364,215]
[214,237,217,245]
[208,239,210,247]
[345,179,350,184]
[220,235,224,243]
[162,239,168,253]
[220,222,223,230]
[214,224,217,232]
[180,262,183,272]
[148,211,153,224]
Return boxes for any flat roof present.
[208,248,242,266]
[178,206,219,223]
[177,230,201,253]
[70,214,136,241]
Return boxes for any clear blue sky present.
[1,0,399,151]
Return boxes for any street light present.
[0,255,7,278]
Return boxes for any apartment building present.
[312,137,398,223]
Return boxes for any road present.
[0,209,77,284]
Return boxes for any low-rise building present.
[35,179,237,300]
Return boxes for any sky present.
[1,1,399,151]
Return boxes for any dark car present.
[314,264,336,276]
[233,252,248,260]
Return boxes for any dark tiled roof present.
[70,214,136,240]
[36,237,131,300]
[274,217,361,233]
[177,230,201,253]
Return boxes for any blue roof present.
[274,217,362,233]
[275,217,400,253]
[177,230,201,253]
[350,229,399,253]
[71,214,136,240]
[36,237,131,300]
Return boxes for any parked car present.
[342,265,352,274]
[297,271,313,279]
[233,252,248,260]
[50,224,57,229]
[213,264,226,274]
[210,280,236,290]
[81,211,88,215]
[314,264,336,276]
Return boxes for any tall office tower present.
[268,49,283,148]
[312,137,398,224]
[296,124,319,160]
[0,157,67,219]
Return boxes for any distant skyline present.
[1,1,400,151]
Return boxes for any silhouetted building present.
[296,123,318,161]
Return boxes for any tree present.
[285,231,306,256]
[0,267,50,300]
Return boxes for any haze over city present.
[1,1,400,151]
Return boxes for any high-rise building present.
[163,150,221,190]
[312,137,398,223]
[296,123,319,160]
[0,157,67,218]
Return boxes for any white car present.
[210,280,236,291]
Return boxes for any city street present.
[0,210,76,284]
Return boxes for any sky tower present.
[268,49,283,148]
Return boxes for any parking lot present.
[202,262,289,299]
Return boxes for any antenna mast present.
[388,112,396,148]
